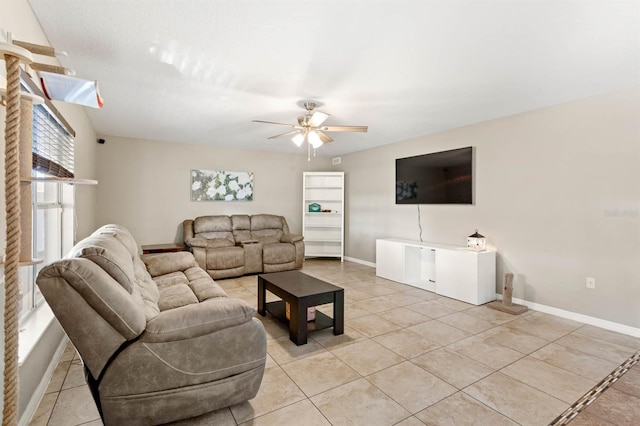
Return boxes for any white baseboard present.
[344,256,376,268]
[19,336,69,426]
[497,294,640,338]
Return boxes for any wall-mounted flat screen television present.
[396,147,473,204]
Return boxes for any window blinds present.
[20,76,76,179]
[32,103,75,178]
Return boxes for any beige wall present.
[336,87,640,328]
[95,136,331,246]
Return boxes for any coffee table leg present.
[258,277,266,316]
[290,299,307,345]
[334,290,344,336]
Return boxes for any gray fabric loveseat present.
[183,214,304,279]
[36,224,267,425]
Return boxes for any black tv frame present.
[395,146,474,205]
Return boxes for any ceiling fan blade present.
[267,130,301,139]
[252,120,301,129]
[309,111,330,127]
[320,125,368,133]
[317,131,333,144]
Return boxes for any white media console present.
[376,238,496,305]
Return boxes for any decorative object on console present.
[191,169,254,201]
[488,272,528,314]
[467,229,486,251]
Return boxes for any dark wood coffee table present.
[258,270,344,345]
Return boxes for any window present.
[19,83,75,322]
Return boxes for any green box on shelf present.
[309,203,321,212]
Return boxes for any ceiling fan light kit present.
[253,100,368,161]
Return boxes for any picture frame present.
[191,169,254,201]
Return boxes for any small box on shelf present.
[285,302,317,321]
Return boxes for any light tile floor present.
[29,259,640,425]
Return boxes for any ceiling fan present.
[252,101,368,160]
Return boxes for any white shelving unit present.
[303,172,344,261]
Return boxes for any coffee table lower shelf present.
[265,300,334,333]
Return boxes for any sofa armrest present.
[140,297,255,343]
[183,219,195,243]
[281,233,303,243]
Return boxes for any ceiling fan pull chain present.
[307,142,311,162]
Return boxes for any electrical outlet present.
[586,277,596,289]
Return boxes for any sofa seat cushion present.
[158,284,199,311]
[251,230,283,243]
[205,238,235,248]
[262,243,295,265]
[184,267,227,301]
[255,236,280,245]
[153,266,228,311]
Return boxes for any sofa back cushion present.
[251,214,285,243]
[231,214,252,243]
[95,224,139,257]
[194,216,235,241]
[132,258,161,320]
[144,252,198,277]
[67,233,136,293]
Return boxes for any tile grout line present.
[549,349,640,425]
[43,358,72,426]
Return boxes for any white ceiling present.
[27,0,640,157]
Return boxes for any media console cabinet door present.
[435,250,495,305]
[376,239,404,283]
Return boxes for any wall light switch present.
[586,277,596,289]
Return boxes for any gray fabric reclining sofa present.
[183,214,304,279]
[36,224,267,425]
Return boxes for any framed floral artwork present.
[191,169,254,201]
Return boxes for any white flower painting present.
[191,170,254,201]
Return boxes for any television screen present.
[396,147,473,204]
